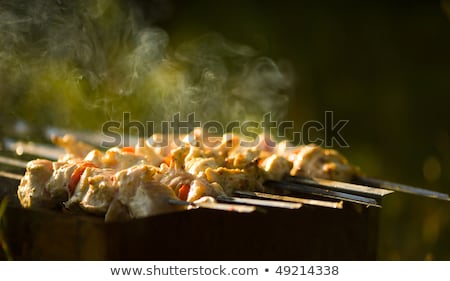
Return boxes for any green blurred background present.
[161,0,450,260]
[1,0,449,260]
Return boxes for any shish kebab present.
[10,128,447,221]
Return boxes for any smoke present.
[0,0,292,135]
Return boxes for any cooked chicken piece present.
[127,181,184,218]
[83,149,105,167]
[197,133,239,166]
[114,164,160,189]
[45,161,78,204]
[260,154,292,181]
[105,165,185,222]
[186,178,226,202]
[290,145,355,181]
[220,146,267,191]
[169,145,190,170]
[225,147,260,169]
[52,134,95,160]
[17,159,54,208]
[64,166,103,211]
[102,147,147,170]
[185,157,218,177]
[82,146,154,170]
[156,164,194,194]
[80,169,116,215]
[243,158,267,190]
[185,145,205,162]
[204,167,260,195]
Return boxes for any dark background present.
[1,0,449,260]
[153,0,450,260]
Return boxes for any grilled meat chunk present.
[290,145,355,182]
[186,178,226,202]
[105,165,185,221]
[17,159,54,208]
[260,154,292,181]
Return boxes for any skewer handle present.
[355,176,449,201]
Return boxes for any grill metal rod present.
[0,155,28,168]
[234,190,343,209]
[3,138,63,160]
[355,176,449,201]
[265,180,382,208]
[287,176,393,198]
[167,199,256,213]
[216,196,302,209]
[0,171,22,181]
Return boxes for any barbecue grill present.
[1,127,448,260]
[0,131,382,260]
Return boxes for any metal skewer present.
[3,138,63,160]
[167,199,256,213]
[216,196,302,209]
[234,190,343,209]
[265,180,382,208]
[0,155,28,169]
[355,176,449,201]
[288,176,393,198]
[0,171,23,181]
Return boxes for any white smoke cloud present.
[0,0,292,134]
